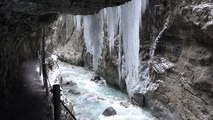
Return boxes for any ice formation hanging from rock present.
[120,0,142,96]
[106,7,121,54]
[83,10,104,70]
[75,15,81,31]
[81,0,148,96]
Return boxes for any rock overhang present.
[1,0,131,15]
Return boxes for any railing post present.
[53,84,61,120]
[41,27,49,96]
[42,63,49,96]
[38,51,42,76]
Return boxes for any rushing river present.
[59,62,156,120]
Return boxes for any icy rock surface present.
[152,58,175,74]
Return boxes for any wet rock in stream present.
[68,86,80,95]
[64,80,80,95]
[90,76,101,82]
[102,107,117,116]
[65,81,77,86]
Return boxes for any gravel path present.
[0,60,53,120]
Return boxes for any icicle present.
[106,7,115,54]
[83,10,104,70]
[106,7,121,54]
[76,15,81,31]
[83,15,93,54]
[72,15,81,31]
[116,6,127,89]
[141,0,148,14]
[73,15,77,28]
[120,0,144,96]
[117,6,124,87]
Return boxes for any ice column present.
[83,10,104,70]
[76,15,81,31]
[120,0,142,96]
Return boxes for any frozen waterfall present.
[78,0,148,96]
[120,0,142,96]
[83,10,104,70]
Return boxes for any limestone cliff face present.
[45,15,85,66]
[145,1,213,120]
[45,0,213,119]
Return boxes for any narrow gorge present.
[0,0,213,120]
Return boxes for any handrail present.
[39,49,77,120]
[59,96,77,120]
[47,78,77,120]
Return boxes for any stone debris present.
[120,101,130,108]
[152,58,175,74]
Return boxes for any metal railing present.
[39,27,77,120]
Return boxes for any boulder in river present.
[131,93,145,107]
[94,76,101,80]
[65,81,77,86]
[102,107,117,116]
[91,76,101,82]
[68,87,80,95]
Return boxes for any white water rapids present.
[59,62,156,120]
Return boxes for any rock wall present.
[45,0,213,119]
[145,1,213,120]
[2,0,130,15]
[45,15,85,66]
